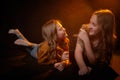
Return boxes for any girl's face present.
[88,15,101,37]
[56,22,67,40]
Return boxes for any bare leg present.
[14,39,32,46]
[8,29,31,46]
[8,29,28,41]
[8,29,39,59]
[8,29,38,47]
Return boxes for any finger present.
[55,64,59,67]
[59,67,64,71]
[58,65,64,71]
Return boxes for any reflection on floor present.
[110,51,120,80]
[110,53,120,75]
[0,50,120,80]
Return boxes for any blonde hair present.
[37,19,69,64]
[42,19,58,51]
[93,9,116,64]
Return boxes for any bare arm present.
[75,39,85,68]
[83,37,95,64]
[78,29,95,64]
[54,51,70,71]
[54,60,70,71]
[75,38,91,75]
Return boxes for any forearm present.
[74,41,87,68]
[75,50,87,69]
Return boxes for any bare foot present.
[8,29,28,41]
[8,29,21,37]
[14,39,31,46]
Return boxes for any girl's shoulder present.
[77,38,84,49]
[39,41,48,46]
[38,41,50,51]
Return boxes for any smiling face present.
[88,15,101,37]
[56,22,68,40]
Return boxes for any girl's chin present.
[89,33,95,38]
[89,32,94,36]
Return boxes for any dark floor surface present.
[0,49,120,80]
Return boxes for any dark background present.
[1,0,120,79]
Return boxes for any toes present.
[8,29,15,34]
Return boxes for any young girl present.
[74,9,118,80]
[8,19,70,79]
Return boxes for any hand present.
[78,66,92,75]
[61,51,69,61]
[54,62,64,71]
[78,28,89,41]
[14,39,31,46]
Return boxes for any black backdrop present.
[1,0,120,79]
